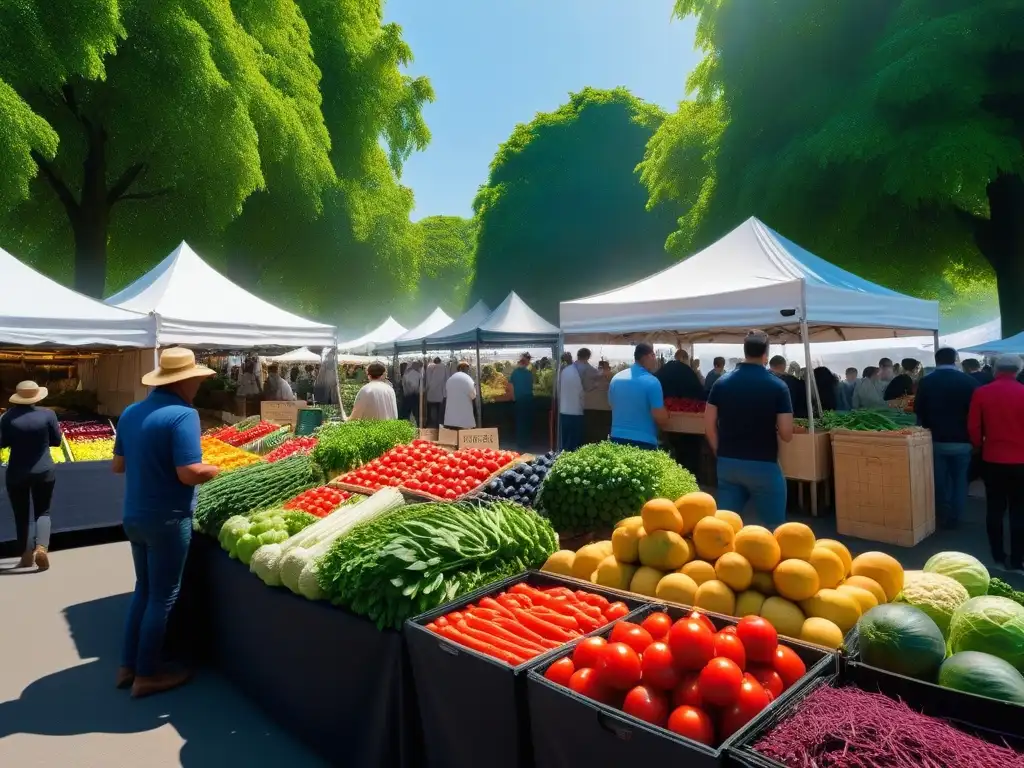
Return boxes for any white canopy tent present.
[1,247,155,348]
[374,308,453,356]
[264,347,322,364]
[337,316,407,355]
[106,241,336,349]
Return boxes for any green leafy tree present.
[650,0,1022,334]
[471,87,681,322]
[412,215,476,317]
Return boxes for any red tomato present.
[544,657,575,687]
[671,672,703,709]
[610,623,654,654]
[736,616,778,663]
[599,642,643,690]
[748,665,784,699]
[713,632,747,670]
[771,645,806,690]
[572,637,607,670]
[717,704,749,740]
[604,602,630,621]
[568,667,613,704]
[640,642,680,690]
[622,685,670,727]
[698,657,744,707]
[668,619,716,671]
[688,610,716,634]
[719,625,737,635]
[666,705,715,746]
[736,673,772,719]
[641,612,672,641]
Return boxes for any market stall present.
[963,324,1024,356]
[559,216,940,525]
[337,316,407,355]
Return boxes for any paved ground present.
[0,541,326,768]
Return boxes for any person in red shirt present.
[968,354,1024,570]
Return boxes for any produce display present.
[317,499,558,629]
[426,582,630,665]
[200,436,263,470]
[478,451,560,507]
[988,577,1024,607]
[537,442,699,530]
[923,550,990,597]
[752,682,1024,767]
[283,485,352,518]
[59,417,114,440]
[265,436,318,463]
[193,454,321,536]
[207,419,282,447]
[543,611,807,746]
[1,446,65,465]
[67,437,116,461]
[333,439,518,499]
[664,397,706,413]
[794,408,917,432]
[311,419,417,476]
[218,508,319,563]
[542,492,904,649]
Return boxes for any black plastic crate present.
[526,603,836,768]
[405,569,649,768]
[729,662,1024,768]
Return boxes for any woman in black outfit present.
[1,381,61,570]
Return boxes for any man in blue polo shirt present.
[706,330,794,525]
[608,343,668,449]
[112,348,221,698]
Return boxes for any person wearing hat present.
[608,343,669,450]
[1,381,62,570]
[112,348,221,698]
[508,353,535,452]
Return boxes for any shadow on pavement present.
[0,592,324,766]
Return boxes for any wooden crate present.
[663,411,705,434]
[831,429,935,546]
[779,431,832,481]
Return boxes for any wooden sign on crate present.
[437,426,500,450]
[831,428,935,547]
[260,400,299,427]
[663,411,705,434]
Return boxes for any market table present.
[0,460,125,542]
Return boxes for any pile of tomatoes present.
[284,485,351,517]
[543,611,806,747]
[265,436,318,463]
[336,440,518,500]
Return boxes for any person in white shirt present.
[402,361,422,424]
[425,357,448,428]
[559,356,585,450]
[444,361,477,429]
[236,361,261,397]
[263,365,295,401]
[349,362,398,421]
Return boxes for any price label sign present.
[457,428,499,450]
[261,401,299,427]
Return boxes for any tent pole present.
[552,337,562,452]
[475,340,483,428]
[799,302,818,517]
[419,345,426,430]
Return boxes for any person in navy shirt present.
[113,348,220,698]
[608,343,668,449]
[706,330,794,526]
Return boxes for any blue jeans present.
[122,516,192,676]
[933,442,973,526]
[716,457,787,527]
[515,399,533,452]
[560,414,584,451]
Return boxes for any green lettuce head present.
[948,596,1024,672]
[923,551,990,598]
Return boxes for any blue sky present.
[383,0,700,220]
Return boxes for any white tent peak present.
[394,308,454,343]
[337,316,407,353]
[480,291,560,335]
[425,300,493,342]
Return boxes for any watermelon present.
[938,651,1024,705]
[857,603,946,680]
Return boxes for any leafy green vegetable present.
[311,419,416,476]
[794,409,916,432]
[896,570,970,637]
[987,578,1024,608]
[948,596,1024,673]
[317,500,558,629]
[924,551,991,598]
[536,441,698,531]
[217,507,318,563]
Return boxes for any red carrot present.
[437,625,526,665]
[576,591,611,612]
[457,620,541,659]
[515,609,575,642]
[463,616,546,653]
[493,617,561,649]
[465,606,504,622]
[479,596,515,619]
[530,606,580,631]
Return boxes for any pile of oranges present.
[201,437,263,471]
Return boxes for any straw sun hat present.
[9,381,48,405]
[142,348,216,387]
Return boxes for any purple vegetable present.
[754,684,1024,768]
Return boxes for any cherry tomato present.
[671,673,703,709]
[599,642,643,690]
[688,610,716,634]
[641,611,672,641]
[572,637,607,670]
[735,673,772,719]
[748,665,784,699]
[713,631,747,670]
[622,685,670,727]
[718,704,750,740]
[668,619,716,671]
[771,645,807,690]
[544,657,575,687]
[736,616,778,663]
[667,705,715,746]
[639,641,680,690]
[610,622,654,654]
[604,602,630,621]
[568,667,613,704]
[719,625,738,635]
[698,657,744,707]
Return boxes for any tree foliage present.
[471,87,682,322]
[650,0,1024,334]
[412,215,475,318]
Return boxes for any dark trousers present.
[5,471,56,553]
[426,401,443,428]
[983,462,1024,564]
[122,516,192,677]
[402,394,420,424]
[560,414,584,451]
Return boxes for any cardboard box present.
[261,400,299,427]
[832,428,935,546]
[779,431,832,481]
[437,427,500,450]
[663,411,705,434]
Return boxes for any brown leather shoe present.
[130,669,192,698]
[115,667,135,689]
[17,552,34,568]
[33,546,49,572]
